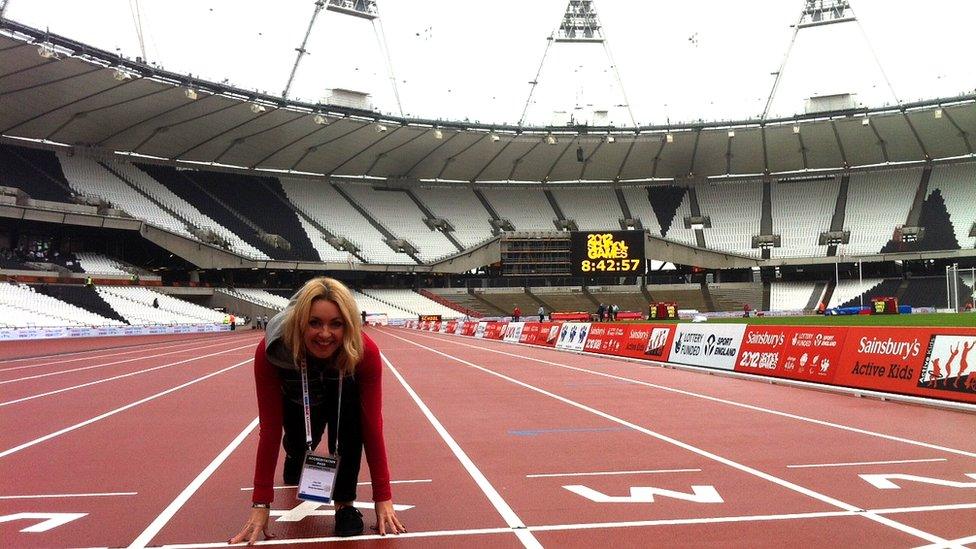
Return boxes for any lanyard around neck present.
[299,358,343,456]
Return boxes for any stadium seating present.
[770,178,838,258]
[351,290,415,320]
[96,286,226,325]
[770,281,819,311]
[697,180,763,257]
[928,162,976,249]
[279,178,411,264]
[828,278,883,309]
[0,144,75,202]
[341,183,458,261]
[0,283,124,327]
[837,167,922,256]
[359,289,464,319]
[219,288,290,310]
[549,187,622,230]
[620,187,665,236]
[74,252,135,275]
[480,187,558,231]
[412,187,495,248]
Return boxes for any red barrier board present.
[578,323,674,361]
[483,321,508,340]
[460,321,478,336]
[519,322,562,347]
[551,312,591,321]
[446,320,457,333]
[734,326,846,384]
[832,327,976,404]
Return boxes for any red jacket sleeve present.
[359,333,393,501]
[252,339,284,504]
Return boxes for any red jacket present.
[251,333,391,503]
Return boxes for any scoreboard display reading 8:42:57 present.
[569,230,646,276]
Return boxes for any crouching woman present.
[230,277,405,544]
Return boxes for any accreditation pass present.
[297,453,340,503]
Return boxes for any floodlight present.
[934,108,943,119]
[861,118,870,126]
[792,125,800,134]
[184,88,199,100]
[37,43,57,59]
[313,114,329,125]
[250,103,267,114]
[605,134,615,144]
[489,133,500,142]
[665,133,674,143]
[376,124,388,132]
[433,128,443,139]
[727,130,735,138]
[545,134,557,145]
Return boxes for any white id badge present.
[297,452,340,503]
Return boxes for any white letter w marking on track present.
[564,484,724,503]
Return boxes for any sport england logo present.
[674,333,685,355]
[704,334,717,356]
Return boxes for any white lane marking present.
[239,479,433,491]
[871,502,976,514]
[100,502,976,548]
[0,359,251,458]
[787,458,948,469]
[409,330,976,460]
[0,338,251,384]
[381,352,542,549]
[381,330,960,549]
[0,491,137,499]
[527,468,701,478]
[127,417,259,549]
[0,344,253,407]
[914,535,976,549]
[0,332,259,370]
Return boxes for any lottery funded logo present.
[670,324,745,370]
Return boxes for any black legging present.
[281,375,363,503]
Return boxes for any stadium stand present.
[351,290,414,320]
[75,253,135,275]
[0,283,124,327]
[770,281,820,311]
[219,288,290,311]
[112,162,270,259]
[838,279,902,309]
[35,284,128,324]
[620,186,664,236]
[480,187,558,231]
[928,162,976,249]
[645,185,688,239]
[359,289,464,319]
[697,180,763,257]
[666,190,699,246]
[0,144,75,202]
[341,183,458,262]
[837,167,922,256]
[427,288,498,316]
[828,278,883,308]
[279,178,411,264]
[586,285,648,313]
[96,286,226,325]
[412,187,495,248]
[549,187,622,230]
[770,178,838,258]
[57,153,193,237]
[708,282,764,311]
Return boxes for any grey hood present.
[264,295,299,371]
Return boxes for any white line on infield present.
[0,491,137,499]
[239,479,433,491]
[381,330,961,549]
[526,468,702,478]
[786,458,948,469]
[381,352,543,549]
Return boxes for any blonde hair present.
[283,277,363,374]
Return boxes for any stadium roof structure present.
[2,20,975,185]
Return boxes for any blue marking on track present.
[508,427,628,437]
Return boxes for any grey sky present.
[7,0,975,126]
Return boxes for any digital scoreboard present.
[569,230,645,276]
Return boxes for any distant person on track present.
[512,305,521,322]
[538,305,545,322]
[230,277,405,544]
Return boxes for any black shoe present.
[334,506,364,537]
[283,455,301,485]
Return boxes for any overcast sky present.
[7,0,975,126]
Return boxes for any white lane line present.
[0,359,251,458]
[0,344,254,407]
[239,479,433,491]
[0,338,251,384]
[127,418,259,549]
[148,526,515,548]
[0,335,238,372]
[871,502,976,515]
[381,352,543,549]
[787,458,948,469]
[409,330,976,460]
[914,535,976,549]
[381,330,960,549]
[526,468,701,478]
[0,491,137,499]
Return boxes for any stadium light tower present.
[762,0,899,119]
[519,0,636,127]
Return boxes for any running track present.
[1,327,974,548]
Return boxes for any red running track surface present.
[0,327,974,548]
